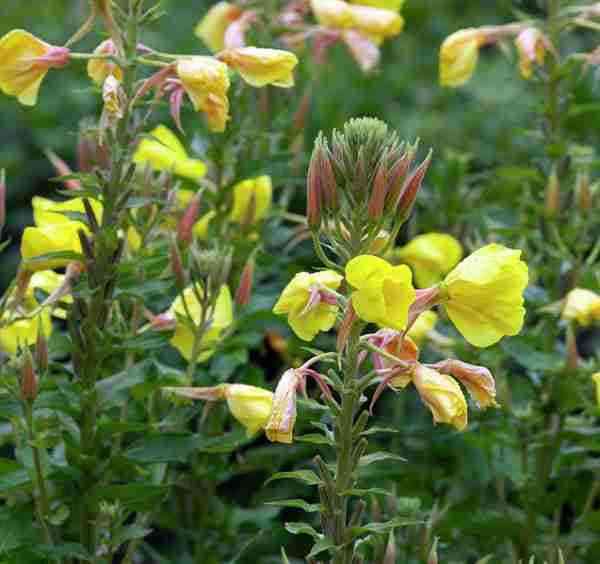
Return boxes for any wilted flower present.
[432,359,498,408]
[273,270,343,341]
[87,39,122,85]
[439,28,485,87]
[345,254,416,331]
[101,74,125,120]
[194,2,243,53]
[515,28,547,79]
[230,175,273,224]
[395,233,463,288]
[265,368,302,443]
[218,47,298,88]
[133,125,207,181]
[0,30,70,106]
[562,288,600,327]
[169,284,233,362]
[310,0,355,28]
[440,244,528,347]
[346,4,404,44]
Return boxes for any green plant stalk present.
[24,400,54,546]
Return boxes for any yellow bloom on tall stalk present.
[561,288,600,327]
[133,125,207,181]
[164,384,273,437]
[345,255,416,331]
[0,30,70,106]
[439,244,528,347]
[195,2,242,53]
[349,0,405,11]
[395,233,463,288]
[273,270,343,341]
[176,57,231,132]
[218,47,298,88]
[169,284,233,362]
[87,39,122,85]
[439,28,486,87]
[412,364,468,431]
[21,196,103,271]
[230,175,273,224]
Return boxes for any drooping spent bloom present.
[561,288,600,327]
[273,270,343,341]
[87,39,122,85]
[169,284,233,362]
[164,384,273,436]
[195,2,243,53]
[515,27,547,79]
[395,232,463,288]
[265,368,302,443]
[439,28,486,87]
[133,125,207,181]
[439,244,528,347]
[0,30,70,106]
[345,254,416,331]
[346,4,404,44]
[431,359,498,408]
[229,175,273,224]
[217,47,298,88]
[310,0,355,28]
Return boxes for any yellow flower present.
[407,310,438,344]
[218,47,298,88]
[412,364,467,431]
[0,30,69,106]
[592,373,600,407]
[395,233,463,288]
[562,288,600,327]
[440,244,528,347]
[439,28,485,87]
[164,384,273,437]
[435,359,498,409]
[347,4,404,44]
[193,210,216,240]
[87,39,122,85]
[265,368,301,444]
[177,57,230,132]
[21,223,84,271]
[345,255,416,331]
[515,28,546,80]
[349,0,405,11]
[230,175,273,224]
[310,0,354,28]
[273,270,343,341]
[169,284,233,362]
[133,125,207,181]
[195,2,242,53]
[32,196,103,227]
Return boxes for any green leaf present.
[33,543,92,561]
[265,470,322,486]
[284,522,322,540]
[94,484,169,512]
[265,499,321,512]
[295,433,334,446]
[307,537,336,558]
[112,525,152,548]
[0,459,30,494]
[359,426,399,437]
[125,434,197,464]
[96,360,152,408]
[349,517,422,537]
[502,338,562,372]
[22,250,84,269]
[342,487,394,497]
[358,452,406,466]
[195,429,254,453]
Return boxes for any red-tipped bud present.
[170,240,187,289]
[544,167,560,219]
[306,154,322,229]
[386,149,416,207]
[368,156,389,220]
[396,150,432,220]
[21,352,38,402]
[0,169,6,236]
[177,192,202,246]
[77,126,110,172]
[576,171,593,212]
[45,150,81,191]
[149,311,177,331]
[35,325,49,373]
[235,259,255,307]
[337,302,358,352]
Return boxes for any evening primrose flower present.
[265,368,302,444]
[230,175,273,224]
[133,125,207,181]
[412,364,467,431]
[87,39,122,85]
[407,310,438,344]
[273,270,343,341]
[310,0,355,28]
[439,28,486,87]
[176,57,231,132]
[217,47,298,88]
[439,244,528,347]
[347,4,404,44]
[395,233,463,288]
[169,284,233,362]
[32,196,103,227]
[0,30,70,106]
[195,2,242,53]
[193,211,216,240]
[562,288,600,327]
[164,384,273,436]
[345,255,416,331]
[433,359,498,409]
[349,0,405,10]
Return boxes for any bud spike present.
[396,149,432,221]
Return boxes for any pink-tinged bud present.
[44,150,81,190]
[35,325,49,373]
[396,150,432,220]
[544,167,560,218]
[337,302,357,352]
[148,311,177,331]
[21,352,38,402]
[306,153,322,228]
[386,149,416,207]
[406,286,442,330]
[427,538,439,564]
[78,126,110,172]
[0,169,6,236]
[235,259,255,307]
[177,192,202,246]
[169,87,185,134]
[14,270,33,304]
[163,385,227,401]
[224,11,257,49]
[576,171,593,211]
[341,30,380,73]
[170,241,187,289]
[368,156,389,220]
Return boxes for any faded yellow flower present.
[439,28,485,87]
[347,4,404,44]
[562,288,600,327]
[87,39,122,85]
[195,2,242,53]
[218,47,298,88]
[265,368,301,443]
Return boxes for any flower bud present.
[396,151,432,221]
[235,259,255,307]
[177,192,202,247]
[20,351,38,402]
[367,154,389,220]
[0,169,6,237]
[265,368,302,443]
[385,146,416,207]
[170,240,187,289]
[427,538,439,564]
[306,150,323,228]
[337,302,357,352]
[576,171,593,211]
[544,167,560,218]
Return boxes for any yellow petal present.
[32,196,103,228]
[349,0,405,11]
[345,254,390,290]
[87,39,122,85]
[347,4,404,44]
[562,288,600,327]
[310,0,354,28]
[229,175,273,223]
[21,223,83,271]
[194,2,241,53]
[0,311,52,355]
[407,311,438,344]
[224,384,274,436]
[218,47,298,88]
[439,28,484,87]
